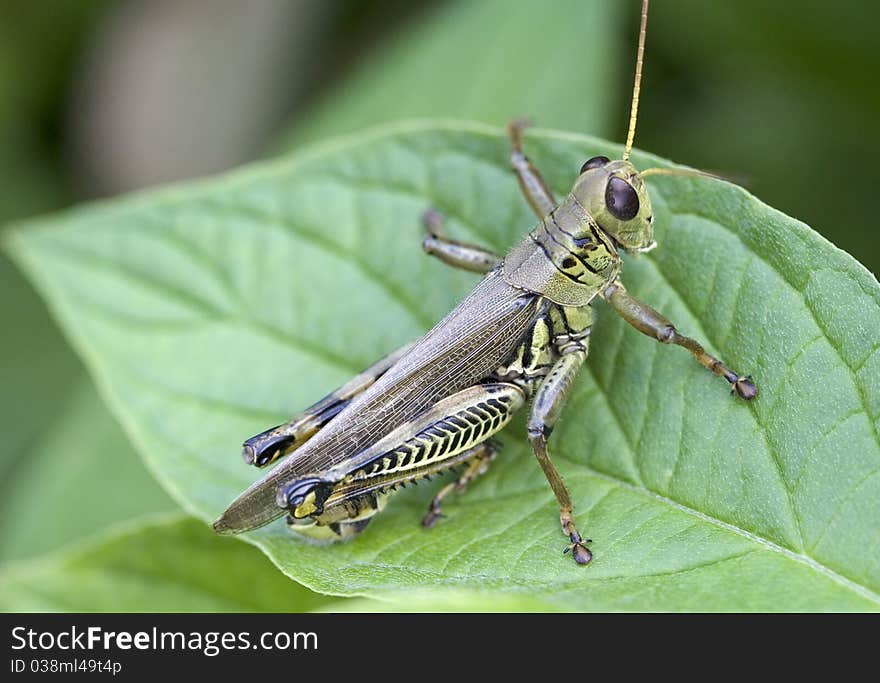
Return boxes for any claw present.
[562,532,593,565]
[422,509,446,529]
[733,375,757,401]
[563,541,593,565]
[422,208,445,237]
[571,543,593,565]
[507,117,534,152]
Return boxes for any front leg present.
[528,346,593,565]
[508,118,558,219]
[603,280,757,400]
[421,208,501,273]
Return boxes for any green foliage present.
[8,121,879,611]
[0,381,174,562]
[0,515,336,612]
[642,0,880,275]
[280,0,624,149]
[0,0,169,565]
[320,591,560,613]
[0,255,82,483]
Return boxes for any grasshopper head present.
[571,157,655,253]
[278,477,333,519]
[569,0,656,254]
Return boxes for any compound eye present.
[580,155,610,173]
[605,176,640,220]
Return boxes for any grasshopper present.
[214,0,756,565]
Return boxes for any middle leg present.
[527,346,593,565]
[602,279,757,400]
[421,208,501,273]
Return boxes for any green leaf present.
[0,379,175,562]
[0,515,339,612]
[7,121,880,611]
[0,253,82,479]
[280,0,624,149]
[320,590,560,613]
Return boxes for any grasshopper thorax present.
[570,157,655,253]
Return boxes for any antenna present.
[640,166,745,187]
[623,0,650,162]
[640,167,723,181]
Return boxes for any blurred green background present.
[1,0,876,577]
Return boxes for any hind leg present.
[287,507,382,542]
[277,382,526,540]
[244,342,413,467]
[422,441,497,528]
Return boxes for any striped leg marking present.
[243,342,414,468]
[278,382,526,537]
